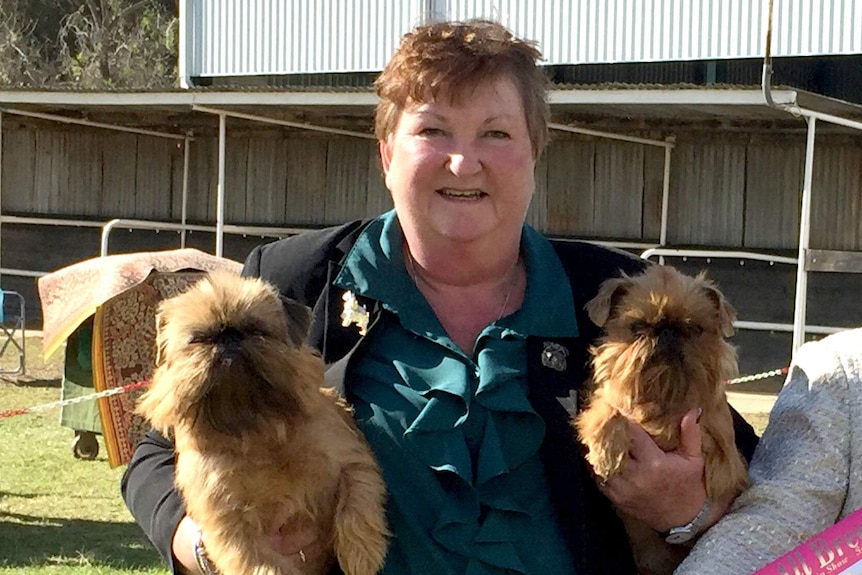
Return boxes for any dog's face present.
[138,270,316,436]
[585,266,738,411]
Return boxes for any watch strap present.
[192,529,219,575]
[663,496,712,544]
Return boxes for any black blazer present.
[122,220,759,575]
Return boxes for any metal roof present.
[180,0,862,81]
[2,86,862,135]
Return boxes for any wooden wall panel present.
[324,138,371,224]
[285,136,328,225]
[1,128,35,214]
[2,123,861,254]
[811,144,862,251]
[745,136,804,249]
[545,139,595,235]
[669,139,746,246]
[101,132,139,218]
[526,153,548,231]
[134,136,174,220]
[245,135,288,225]
[593,140,644,239]
[186,137,217,223]
[642,145,667,242]
[66,132,104,217]
[222,135,250,223]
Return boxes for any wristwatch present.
[192,528,219,575]
[663,497,712,544]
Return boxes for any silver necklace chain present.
[405,248,520,321]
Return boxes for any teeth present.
[440,189,483,199]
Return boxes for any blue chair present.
[0,290,26,375]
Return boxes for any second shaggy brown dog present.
[136,271,388,575]
[574,265,747,575]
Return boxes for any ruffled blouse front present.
[334,211,579,575]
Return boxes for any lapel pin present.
[541,341,569,372]
[340,290,369,336]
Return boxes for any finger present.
[625,419,662,462]
[677,407,704,458]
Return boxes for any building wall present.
[3,120,861,374]
[3,122,861,253]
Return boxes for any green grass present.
[0,337,167,575]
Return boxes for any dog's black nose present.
[656,325,682,355]
[214,327,244,362]
[214,326,243,346]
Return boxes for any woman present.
[122,19,756,575]
[675,327,862,575]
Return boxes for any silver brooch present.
[340,290,369,336]
[541,341,569,371]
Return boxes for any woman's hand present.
[267,515,324,566]
[171,515,323,574]
[599,408,730,533]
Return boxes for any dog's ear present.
[279,295,312,347]
[153,310,168,367]
[700,279,737,337]
[586,275,632,327]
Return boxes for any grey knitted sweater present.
[676,327,862,575]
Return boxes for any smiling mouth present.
[438,188,486,200]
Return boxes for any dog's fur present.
[135,271,388,575]
[574,265,748,575]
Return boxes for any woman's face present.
[379,75,536,248]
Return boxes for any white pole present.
[181,133,191,248]
[658,136,675,265]
[216,114,226,257]
[792,116,817,353]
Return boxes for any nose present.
[447,142,482,177]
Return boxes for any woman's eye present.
[418,127,445,137]
[485,130,510,139]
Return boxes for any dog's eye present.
[188,333,207,345]
[630,321,648,334]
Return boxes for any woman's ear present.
[379,139,393,188]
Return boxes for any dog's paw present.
[332,463,389,575]
[575,403,631,483]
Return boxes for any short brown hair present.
[374,19,550,157]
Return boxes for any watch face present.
[665,528,695,545]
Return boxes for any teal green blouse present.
[334,211,580,575]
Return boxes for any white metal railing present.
[100,218,311,257]
[0,215,314,280]
[640,247,847,337]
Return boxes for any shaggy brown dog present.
[574,265,747,575]
[135,271,388,575]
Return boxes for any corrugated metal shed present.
[181,0,862,83]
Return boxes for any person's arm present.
[120,428,193,573]
[674,339,852,575]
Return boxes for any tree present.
[0,0,54,86]
[0,0,178,89]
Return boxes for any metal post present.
[181,133,191,248]
[792,116,817,353]
[658,136,675,265]
[216,114,226,257]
